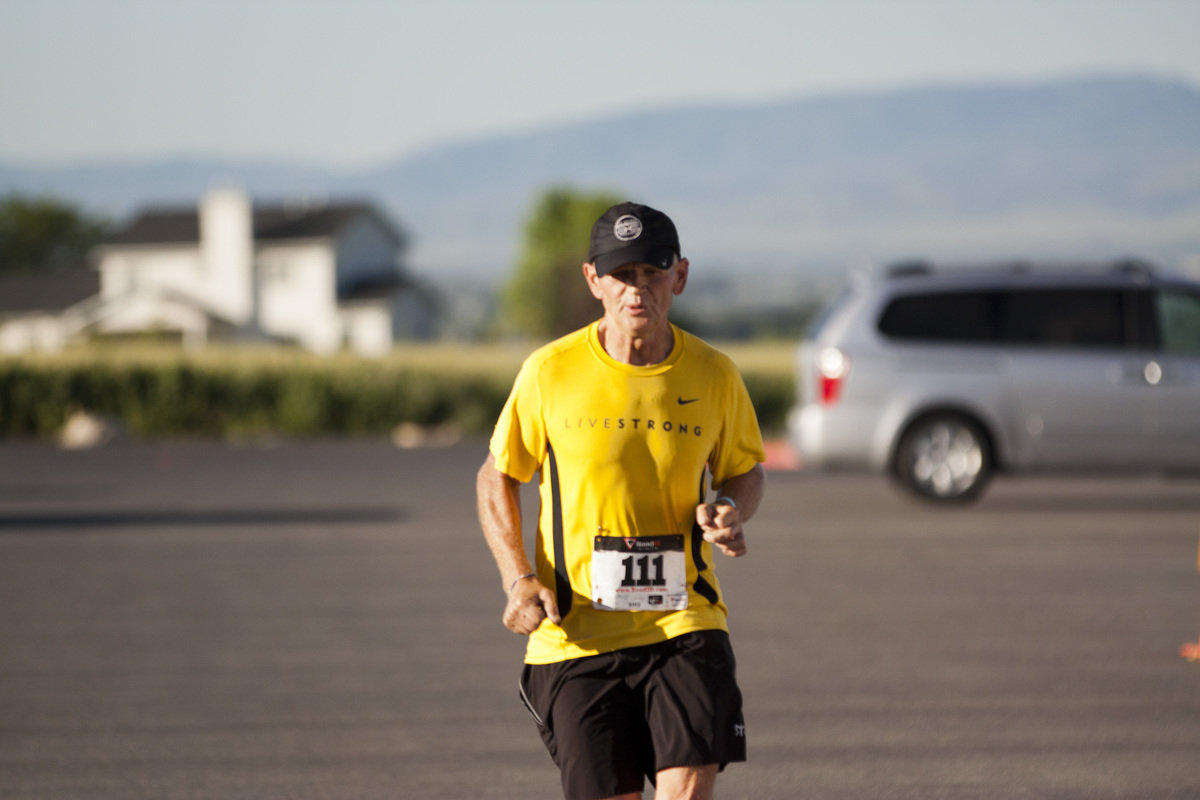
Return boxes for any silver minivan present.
[787,261,1200,502]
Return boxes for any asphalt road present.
[1,438,1198,799]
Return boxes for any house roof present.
[105,201,404,247]
[0,269,101,313]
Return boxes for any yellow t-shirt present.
[490,322,765,664]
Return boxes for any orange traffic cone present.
[1184,533,1200,661]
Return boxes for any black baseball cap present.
[587,202,680,276]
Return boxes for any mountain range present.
[3,74,1199,284]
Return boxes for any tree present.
[501,187,623,338]
[0,194,111,273]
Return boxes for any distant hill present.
[3,75,1199,283]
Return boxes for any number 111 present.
[620,554,666,587]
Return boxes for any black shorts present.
[518,630,746,799]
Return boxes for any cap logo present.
[613,214,643,241]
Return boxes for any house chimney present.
[200,188,255,327]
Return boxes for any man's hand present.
[502,578,561,635]
[478,455,561,636]
[696,501,747,557]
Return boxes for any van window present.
[1157,291,1200,355]
[1000,289,1126,348]
[877,291,995,341]
[879,287,1131,348]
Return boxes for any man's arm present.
[476,453,561,634]
[695,463,766,558]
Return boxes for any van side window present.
[879,288,1131,348]
[1157,291,1200,355]
[999,289,1126,348]
[877,291,995,341]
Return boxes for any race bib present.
[591,534,688,611]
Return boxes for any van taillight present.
[816,347,849,406]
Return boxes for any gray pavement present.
[1,438,1199,799]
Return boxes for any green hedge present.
[0,359,512,439]
[0,346,794,439]
[741,372,793,436]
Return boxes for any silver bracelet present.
[714,495,737,509]
[508,572,537,592]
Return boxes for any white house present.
[1,189,436,356]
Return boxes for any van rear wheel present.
[894,414,992,503]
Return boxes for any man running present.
[477,201,766,800]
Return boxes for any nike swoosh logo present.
[677,396,700,405]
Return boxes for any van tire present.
[893,413,993,503]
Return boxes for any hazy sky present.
[3,0,1199,168]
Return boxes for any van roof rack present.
[885,260,934,278]
[1111,258,1155,278]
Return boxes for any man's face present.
[584,258,689,336]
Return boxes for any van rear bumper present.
[788,403,886,471]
